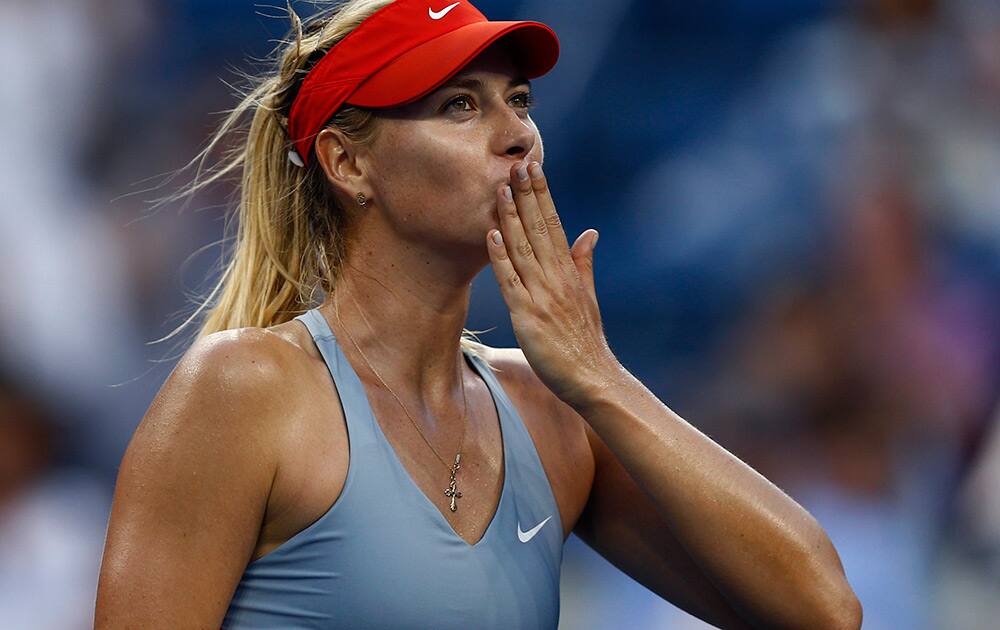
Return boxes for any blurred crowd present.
[1,0,997,628]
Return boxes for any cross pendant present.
[444,479,462,512]
[443,452,462,512]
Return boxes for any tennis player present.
[95,1,861,628]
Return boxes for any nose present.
[492,104,536,163]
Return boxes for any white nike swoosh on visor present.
[517,515,553,543]
[428,2,461,20]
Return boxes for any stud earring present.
[356,192,369,207]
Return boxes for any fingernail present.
[592,230,600,248]
[503,185,513,201]
[529,162,542,179]
[516,163,529,181]
[491,230,503,246]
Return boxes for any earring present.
[356,192,368,207]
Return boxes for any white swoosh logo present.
[517,515,553,543]
[428,2,460,20]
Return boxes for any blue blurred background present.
[1,0,999,627]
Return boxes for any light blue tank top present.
[221,307,564,629]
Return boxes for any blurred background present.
[1,0,998,627]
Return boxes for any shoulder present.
[473,345,543,398]
[477,344,594,470]
[98,327,309,626]
[131,325,303,473]
[475,345,575,421]
[474,345,575,418]
[472,344,541,391]
[169,326,309,405]
[484,343,608,440]
[142,326,315,455]
[119,325,320,534]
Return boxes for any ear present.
[315,128,368,200]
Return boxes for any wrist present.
[563,354,630,415]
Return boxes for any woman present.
[95,0,862,628]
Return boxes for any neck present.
[319,227,484,420]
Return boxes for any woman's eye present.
[511,92,536,110]
[446,95,473,112]
[443,92,536,113]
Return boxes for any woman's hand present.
[486,160,620,410]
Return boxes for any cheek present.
[381,137,488,212]
[422,135,483,183]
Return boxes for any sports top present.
[221,306,564,628]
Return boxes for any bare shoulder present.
[136,324,325,485]
[121,324,319,525]
[476,345,595,538]
[478,345,585,432]
[156,326,313,430]
[96,326,314,627]
[477,346,552,410]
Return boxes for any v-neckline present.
[363,348,509,548]
[312,307,509,549]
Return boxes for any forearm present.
[570,363,861,630]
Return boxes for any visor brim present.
[346,20,559,108]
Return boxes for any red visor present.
[287,0,559,166]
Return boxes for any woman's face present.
[359,42,543,255]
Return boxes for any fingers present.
[508,161,561,276]
[571,229,599,301]
[486,227,532,308]
[491,159,582,308]
[496,180,545,294]
[525,162,573,266]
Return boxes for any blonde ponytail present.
[152,0,492,363]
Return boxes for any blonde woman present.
[95,0,861,628]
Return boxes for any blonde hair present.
[154,0,493,365]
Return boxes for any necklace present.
[331,297,470,513]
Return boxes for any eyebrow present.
[439,76,531,91]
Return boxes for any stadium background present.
[1,0,999,627]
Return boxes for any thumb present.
[571,229,599,298]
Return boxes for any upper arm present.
[95,329,292,629]
[569,404,755,629]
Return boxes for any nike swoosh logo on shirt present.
[428,2,460,20]
[517,515,553,543]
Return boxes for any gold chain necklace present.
[331,298,470,513]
